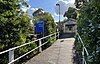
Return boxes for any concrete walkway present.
[25,38,75,64]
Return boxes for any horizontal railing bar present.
[0,33,57,55]
[39,33,57,40]
[84,47,89,56]
[8,46,38,64]
[8,41,48,64]
[0,40,38,55]
[77,33,89,56]
[39,34,52,40]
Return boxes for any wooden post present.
[9,50,14,64]
[39,39,42,52]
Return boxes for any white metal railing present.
[77,33,89,64]
[0,32,59,64]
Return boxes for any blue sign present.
[34,21,44,33]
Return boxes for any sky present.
[28,0,75,22]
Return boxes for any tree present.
[33,8,56,35]
[0,0,32,64]
[32,8,44,16]
[18,0,30,15]
[64,7,77,19]
[76,0,100,63]
[33,8,56,47]
[75,0,87,8]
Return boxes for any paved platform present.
[25,38,75,64]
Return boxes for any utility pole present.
[56,3,60,38]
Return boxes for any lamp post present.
[56,3,60,37]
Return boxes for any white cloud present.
[54,0,75,15]
[54,13,59,16]
[63,0,75,4]
[20,5,30,12]
[31,8,39,13]
[51,14,55,18]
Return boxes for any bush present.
[77,0,100,63]
[0,0,33,64]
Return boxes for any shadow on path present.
[72,42,82,64]
[60,32,75,39]
[59,32,82,64]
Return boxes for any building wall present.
[63,20,77,33]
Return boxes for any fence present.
[77,33,89,64]
[0,32,59,64]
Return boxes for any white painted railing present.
[0,32,59,64]
[77,33,89,64]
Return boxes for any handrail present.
[77,32,89,64]
[77,33,89,56]
[0,32,59,64]
[0,32,57,55]
[8,41,49,64]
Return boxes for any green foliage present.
[75,0,87,8]
[0,0,34,64]
[33,11,56,35]
[0,1,56,64]
[33,9,56,47]
[64,7,77,19]
[77,0,100,63]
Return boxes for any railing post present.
[55,33,56,40]
[39,39,42,52]
[9,50,14,64]
[82,47,84,64]
[58,32,59,39]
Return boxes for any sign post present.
[34,21,44,52]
